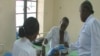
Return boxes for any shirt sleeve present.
[91,20,100,56]
[64,32,78,52]
[64,32,70,43]
[45,27,55,42]
[69,41,79,52]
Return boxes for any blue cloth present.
[16,32,19,39]
[4,52,12,56]
[48,45,67,56]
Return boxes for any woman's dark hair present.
[18,17,39,38]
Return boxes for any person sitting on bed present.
[42,17,70,56]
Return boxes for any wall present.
[0,0,16,55]
[43,0,54,33]
[38,0,44,34]
[53,0,100,42]
[90,0,100,19]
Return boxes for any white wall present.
[0,0,16,55]
[38,0,44,34]
[43,0,100,42]
[43,0,54,32]
[52,0,100,42]
[90,0,100,19]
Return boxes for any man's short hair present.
[62,17,69,24]
[81,1,94,14]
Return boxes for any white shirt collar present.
[85,14,93,24]
[22,37,33,47]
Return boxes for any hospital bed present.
[3,32,77,56]
[33,43,78,56]
[33,33,78,56]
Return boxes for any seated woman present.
[12,17,41,56]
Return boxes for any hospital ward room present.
[1,0,100,56]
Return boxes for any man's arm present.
[42,27,55,46]
[64,32,70,48]
[90,20,100,56]
[41,27,55,56]
[64,42,69,48]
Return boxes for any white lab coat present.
[70,15,100,56]
[46,26,69,49]
[12,37,36,56]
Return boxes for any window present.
[16,0,38,32]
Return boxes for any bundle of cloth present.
[47,44,68,56]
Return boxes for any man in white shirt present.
[42,17,69,56]
[70,1,100,56]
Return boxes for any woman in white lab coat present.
[12,17,40,56]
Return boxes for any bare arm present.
[61,42,69,55]
[64,42,69,48]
